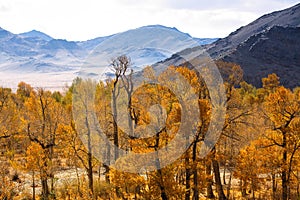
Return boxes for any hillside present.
[224,26,300,88]
[208,3,300,87]
[156,3,300,88]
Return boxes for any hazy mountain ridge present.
[0,25,217,73]
[19,30,53,41]
[0,25,217,89]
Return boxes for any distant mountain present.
[19,30,53,41]
[86,25,199,67]
[0,27,14,40]
[193,38,219,45]
[77,36,113,51]
[157,3,300,88]
[78,25,206,77]
[0,25,217,90]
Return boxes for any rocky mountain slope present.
[223,26,300,88]
[210,3,300,87]
[157,3,300,88]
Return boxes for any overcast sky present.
[0,0,299,41]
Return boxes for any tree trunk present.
[154,130,168,200]
[86,114,94,194]
[32,171,36,200]
[75,166,81,195]
[212,159,227,200]
[157,160,168,199]
[104,164,110,183]
[226,171,232,199]
[251,181,255,200]
[157,166,168,200]
[297,171,300,198]
[112,79,119,161]
[282,132,288,200]
[40,158,50,200]
[272,173,277,200]
[241,180,247,197]
[87,152,94,194]
[113,112,119,161]
[159,181,168,200]
[185,152,191,200]
[282,170,288,200]
[192,168,199,200]
[192,141,199,200]
[41,176,49,200]
[104,139,111,183]
[206,160,215,199]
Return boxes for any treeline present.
[0,58,300,200]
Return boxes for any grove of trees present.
[0,58,300,200]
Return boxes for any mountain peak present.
[140,25,179,31]
[137,24,192,39]
[19,30,53,41]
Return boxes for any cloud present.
[163,0,299,12]
[0,0,298,40]
[0,1,11,12]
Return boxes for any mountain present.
[0,27,14,41]
[207,3,300,59]
[77,36,113,51]
[83,25,200,72]
[0,25,217,90]
[223,26,300,88]
[155,3,300,88]
[207,3,300,87]
[19,30,53,41]
[193,38,219,45]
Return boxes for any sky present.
[0,0,299,41]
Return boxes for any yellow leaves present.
[262,73,280,92]
[17,81,33,99]
[265,86,300,128]
[173,66,201,93]
[0,176,15,200]
[235,140,270,187]
[25,142,46,171]
[143,66,156,81]
[198,99,211,121]
[215,60,243,87]
[0,87,19,139]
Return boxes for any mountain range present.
[0,25,217,90]
[160,3,300,88]
[1,3,300,89]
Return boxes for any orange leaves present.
[262,73,280,92]
[25,142,47,171]
[265,86,300,129]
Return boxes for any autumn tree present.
[110,55,133,161]
[264,86,300,200]
[72,78,100,196]
[0,87,19,140]
[23,88,67,199]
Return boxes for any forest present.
[0,57,300,200]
